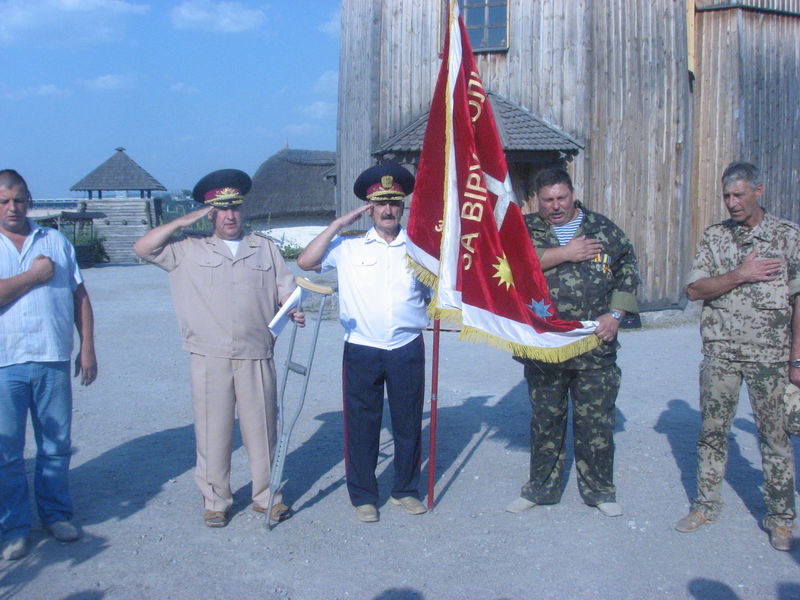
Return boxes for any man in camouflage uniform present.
[676,161,799,552]
[506,168,639,517]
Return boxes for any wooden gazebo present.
[71,147,166,263]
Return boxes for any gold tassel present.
[405,256,438,288]
[404,255,599,364]
[458,326,600,363]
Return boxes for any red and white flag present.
[406,0,597,362]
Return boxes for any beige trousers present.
[189,354,280,512]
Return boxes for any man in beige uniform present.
[134,169,301,528]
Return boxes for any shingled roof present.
[374,92,583,159]
[71,147,166,192]
[245,148,336,220]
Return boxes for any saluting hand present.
[336,203,372,229]
[174,206,214,228]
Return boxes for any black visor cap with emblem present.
[353,163,415,202]
[192,169,252,208]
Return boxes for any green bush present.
[73,236,109,266]
[277,240,304,260]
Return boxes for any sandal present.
[253,502,293,522]
[204,510,228,528]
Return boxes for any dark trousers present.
[521,361,620,506]
[342,336,425,507]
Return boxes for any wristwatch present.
[790,358,800,368]
[610,310,623,321]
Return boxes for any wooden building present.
[692,0,800,242]
[337,0,800,309]
[71,147,166,264]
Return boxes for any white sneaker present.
[596,502,623,517]
[355,504,379,522]
[2,536,31,560]
[505,497,537,513]
[389,496,427,515]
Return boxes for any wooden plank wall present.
[691,10,740,249]
[338,0,441,219]
[585,1,693,308]
[89,199,150,263]
[337,0,381,217]
[377,1,441,155]
[696,0,800,10]
[692,5,800,250]
[739,11,800,223]
[469,0,590,194]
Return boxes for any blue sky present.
[0,0,340,197]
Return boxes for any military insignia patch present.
[381,175,394,190]
[593,252,613,274]
[214,187,239,199]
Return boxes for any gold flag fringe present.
[427,306,462,323]
[405,256,438,289]
[459,325,600,364]
[405,256,597,363]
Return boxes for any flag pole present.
[427,318,441,509]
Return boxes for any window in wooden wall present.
[442,0,509,53]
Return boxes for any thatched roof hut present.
[246,148,336,221]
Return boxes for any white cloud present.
[318,9,340,38]
[0,0,149,45]
[80,73,136,90]
[297,101,336,121]
[171,0,266,33]
[169,82,199,94]
[54,0,149,14]
[284,123,313,136]
[33,83,71,96]
[312,70,338,95]
[0,83,71,100]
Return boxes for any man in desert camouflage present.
[506,167,639,518]
[676,161,799,552]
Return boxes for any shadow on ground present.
[656,399,767,525]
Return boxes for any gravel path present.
[1,263,799,600]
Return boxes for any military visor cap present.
[353,162,415,202]
[192,169,252,207]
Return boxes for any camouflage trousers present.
[521,362,620,506]
[693,356,796,528]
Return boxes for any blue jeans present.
[0,361,73,539]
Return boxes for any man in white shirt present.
[298,163,429,523]
[0,169,97,560]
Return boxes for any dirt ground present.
[1,263,799,600]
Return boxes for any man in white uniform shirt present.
[298,163,429,523]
